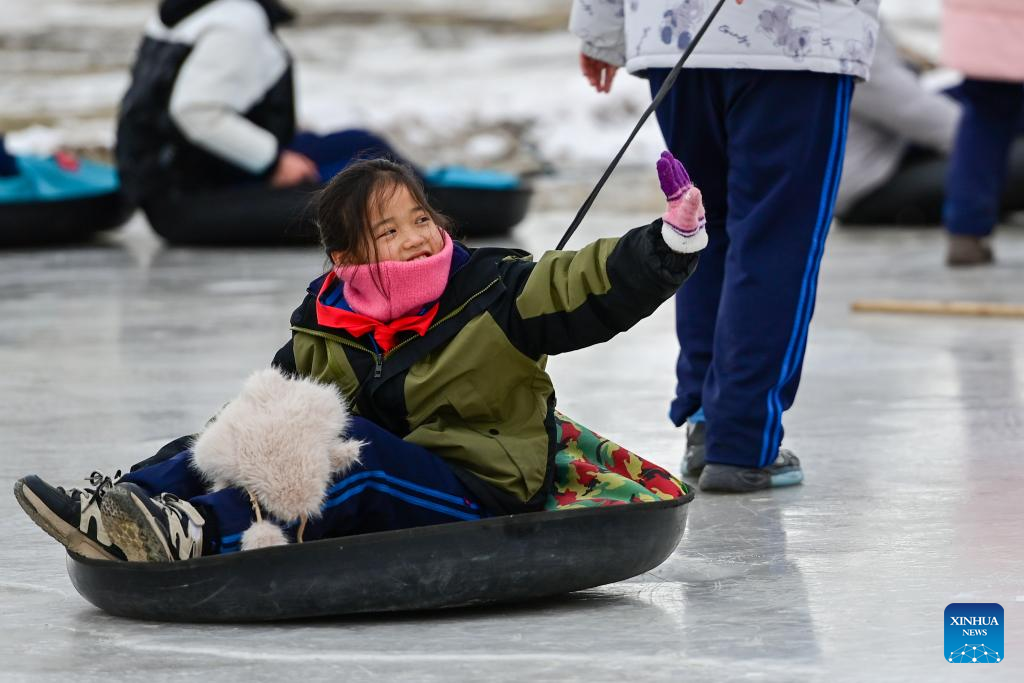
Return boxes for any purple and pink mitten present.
[657,151,707,253]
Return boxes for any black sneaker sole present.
[100,487,173,562]
[13,480,120,561]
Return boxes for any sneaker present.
[100,483,205,562]
[697,449,803,493]
[13,472,126,561]
[682,421,706,476]
[947,235,994,266]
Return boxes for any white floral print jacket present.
[570,0,880,80]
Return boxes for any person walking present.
[570,0,879,492]
[942,0,1024,266]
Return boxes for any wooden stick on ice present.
[851,299,1024,319]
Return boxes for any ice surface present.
[2,2,1022,681]
[2,196,1023,681]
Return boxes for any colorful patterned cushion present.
[548,411,688,509]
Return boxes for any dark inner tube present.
[0,192,132,248]
[143,182,533,246]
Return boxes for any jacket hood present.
[159,0,295,27]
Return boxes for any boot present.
[947,235,994,266]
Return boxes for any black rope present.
[555,0,728,250]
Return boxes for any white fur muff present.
[190,368,363,550]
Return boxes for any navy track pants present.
[120,417,486,555]
[647,68,853,468]
[944,78,1024,237]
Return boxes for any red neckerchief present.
[315,271,439,353]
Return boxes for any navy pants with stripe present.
[647,68,853,469]
[120,416,486,555]
[944,78,1024,237]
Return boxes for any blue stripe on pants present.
[761,76,852,467]
[325,469,480,509]
[324,480,480,521]
[650,69,854,468]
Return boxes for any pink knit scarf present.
[334,232,454,322]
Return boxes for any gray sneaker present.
[682,421,706,475]
[698,449,803,493]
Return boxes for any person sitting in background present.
[115,0,397,209]
[835,26,1024,228]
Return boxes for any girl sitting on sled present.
[15,152,706,561]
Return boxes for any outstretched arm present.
[503,151,706,357]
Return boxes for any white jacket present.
[148,0,291,173]
[570,0,880,80]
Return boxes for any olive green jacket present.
[273,221,697,513]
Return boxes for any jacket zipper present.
[372,344,383,378]
[292,277,501,377]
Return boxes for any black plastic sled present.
[0,191,132,248]
[66,495,691,623]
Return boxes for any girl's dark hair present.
[315,158,451,268]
